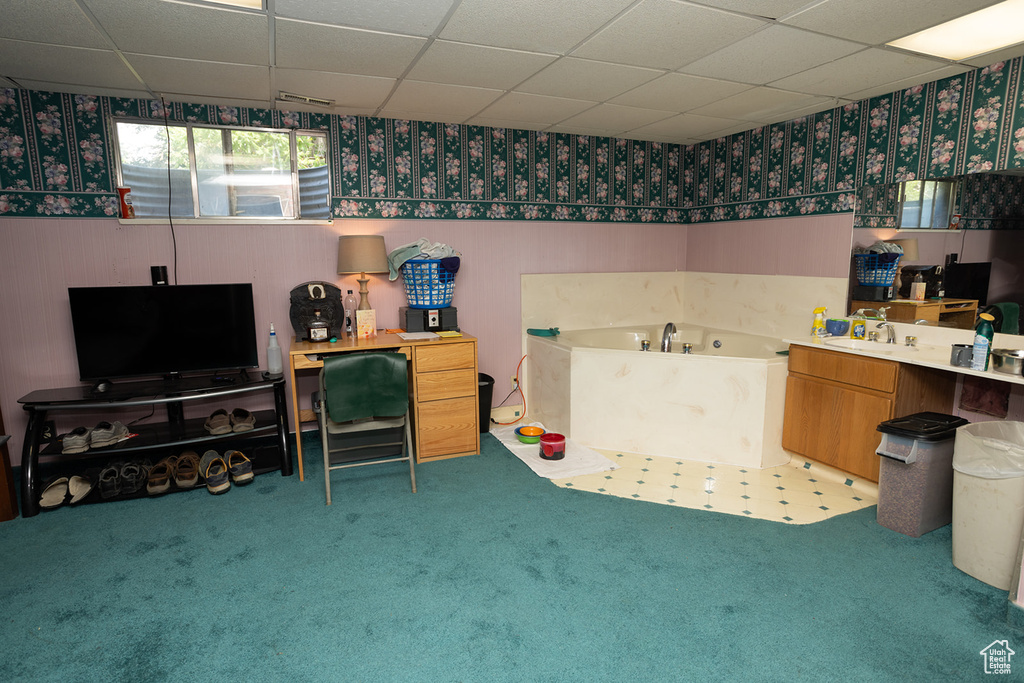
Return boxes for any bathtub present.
[526,324,791,469]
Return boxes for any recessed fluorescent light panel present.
[887,0,1024,61]
[206,0,263,9]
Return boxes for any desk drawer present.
[416,396,478,460]
[415,342,475,373]
[416,368,476,402]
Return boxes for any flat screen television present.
[943,262,992,306]
[68,284,259,382]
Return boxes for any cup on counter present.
[950,343,973,367]
[825,318,850,337]
[539,433,566,460]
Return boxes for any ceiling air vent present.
[277,91,334,108]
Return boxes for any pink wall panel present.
[0,217,689,464]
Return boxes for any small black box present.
[400,306,458,332]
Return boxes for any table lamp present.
[886,238,919,295]
[337,235,389,310]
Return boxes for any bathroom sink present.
[823,338,919,354]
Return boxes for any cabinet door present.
[782,374,892,482]
[416,396,478,460]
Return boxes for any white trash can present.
[951,421,1024,591]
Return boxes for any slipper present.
[204,409,232,435]
[39,477,69,509]
[230,408,255,432]
[68,474,94,504]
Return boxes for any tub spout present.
[661,322,676,352]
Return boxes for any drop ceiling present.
[1,0,1022,144]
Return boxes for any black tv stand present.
[18,373,292,517]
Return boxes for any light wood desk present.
[289,333,479,480]
[852,298,978,329]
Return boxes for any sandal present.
[199,450,230,495]
[204,409,232,435]
[39,476,69,509]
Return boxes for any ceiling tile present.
[274,0,456,36]
[516,57,663,101]
[842,65,971,102]
[610,73,751,111]
[695,0,820,20]
[0,76,17,88]
[690,87,833,123]
[477,92,596,124]
[680,25,864,85]
[125,54,269,101]
[14,81,153,100]
[962,43,1024,69]
[770,48,948,98]
[782,0,1002,45]
[546,123,629,137]
[0,41,144,92]
[572,0,767,70]
[557,103,675,131]
[440,0,636,53]
[275,20,426,77]
[384,80,504,118]
[461,116,547,132]
[85,0,268,64]
[0,0,109,48]
[628,112,749,142]
[273,69,395,111]
[406,41,556,89]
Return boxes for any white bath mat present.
[490,423,619,479]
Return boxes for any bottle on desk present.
[307,309,331,343]
[911,273,926,301]
[266,323,283,377]
[343,289,358,338]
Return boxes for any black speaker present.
[289,281,343,341]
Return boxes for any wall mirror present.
[849,173,1024,335]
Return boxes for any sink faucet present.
[661,322,676,353]
[876,321,897,344]
[853,307,886,320]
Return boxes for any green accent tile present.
[776,485,785,490]
[780,500,789,505]
[813,491,823,496]
[819,506,829,511]
[853,496,863,502]
[670,484,678,489]
[743,510,752,515]
[703,504,713,509]
[636,480,645,485]
[631,494,640,499]
[845,478,854,486]
[641,468,649,472]
[741,494,750,500]
[740,481,748,486]
[673,472,681,476]
[783,516,793,522]
[667,498,676,504]
[803,462,812,469]
[604,475,613,480]
[597,488,606,492]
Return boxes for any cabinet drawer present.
[415,342,475,373]
[416,396,478,460]
[787,345,897,393]
[416,368,476,402]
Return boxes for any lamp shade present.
[337,235,388,274]
[887,238,920,262]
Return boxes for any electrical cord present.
[492,355,527,426]
[161,96,178,285]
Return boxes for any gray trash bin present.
[875,412,967,537]
[952,421,1024,590]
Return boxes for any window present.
[898,179,957,229]
[113,120,330,220]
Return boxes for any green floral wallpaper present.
[3,55,1024,225]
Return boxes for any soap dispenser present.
[811,307,827,337]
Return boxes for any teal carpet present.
[0,433,1019,681]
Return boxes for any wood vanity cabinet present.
[782,345,955,482]
[412,340,480,462]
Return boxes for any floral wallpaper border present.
[2,55,1024,227]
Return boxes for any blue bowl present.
[826,318,850,336]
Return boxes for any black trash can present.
[478,373,495,433]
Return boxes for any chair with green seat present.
[317,352,416,505]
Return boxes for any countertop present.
[785,321,1024,387]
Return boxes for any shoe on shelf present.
[204,409,232,435]
[62,427,91,454]
[68,474,94,505]
[120,460,151,495]
[146,456,177,495]
[90,421,129,448]
[199,450,230,495]
[175,451,200,489]
[39,476,69,509]
[98,462,123,499]
[225,450,254,485]
[230,408,256,432]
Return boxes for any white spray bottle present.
[266,323,283,378]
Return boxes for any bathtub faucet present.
[661,322,676,352]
